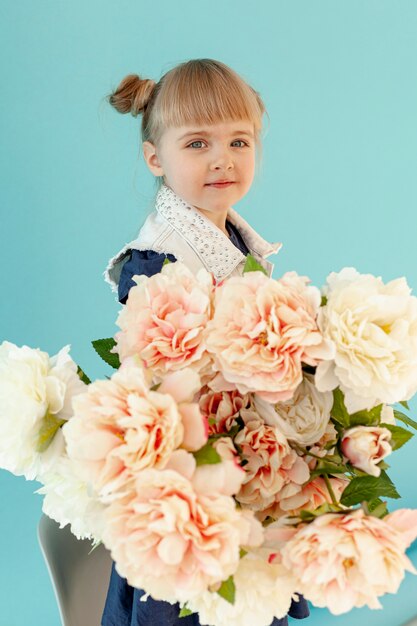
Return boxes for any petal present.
[158,369,201,403]
[385,509,417,548]
[180,404,208,451]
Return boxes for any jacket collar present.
[155,183,282,280]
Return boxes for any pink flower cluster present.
[63,261,417,617]
[113,263,334,404]
[278,508,417,614]
[64,354,263,601]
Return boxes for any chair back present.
[38,514,112,626]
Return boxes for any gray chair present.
[38,514,113,626]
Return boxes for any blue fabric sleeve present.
[118,249,177,304]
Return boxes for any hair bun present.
[108,74,156,117]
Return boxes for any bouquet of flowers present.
[2,256,417,626]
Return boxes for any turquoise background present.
[1,1,417,624]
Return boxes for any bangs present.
[152,59,264,137]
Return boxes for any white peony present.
[254,373,333,446]
[37,452,106,541]
[0,341,86,480]
[186,552,297,626]
[315,268,417,413]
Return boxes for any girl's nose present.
[210,148,234,170]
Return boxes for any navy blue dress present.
[102,219,310,626]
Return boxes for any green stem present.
[295,445,342,465]
[323,474,339,506]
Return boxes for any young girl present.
[102,58,310,626]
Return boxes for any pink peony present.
[341,426,392,477]
[192,437,245,497]
[234,408,310,511]
[64,358,207,499]
[198,387,250,435]
[102,463,264,603]
[384,508,417,548]
[280,508,417,614]
[277,476,349,516]
[113,262,214,378]
[205,270,334,402]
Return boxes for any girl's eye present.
[188,140,206,149]
[187,139,249,149]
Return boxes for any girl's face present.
[143,120,256,223]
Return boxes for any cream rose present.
[254,373,333,446]
[36,453,106,541]
[0,341,86,480]
[187,552,297,626]
[315,267,417,413]
[205,270,334,403]
[341,426,392,477]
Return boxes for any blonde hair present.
[106,58,268,187]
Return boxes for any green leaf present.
[192,442,222,466]
[320,295,328,306]
[299,502,342,521]
[310,459,347,477]
[399,400,410,410]
[349,404,382,427]
[330,388,351,428]
[239,548,248,558]
[340,471,400,507]
[242,254,268,276]
[91,338,121,369]
[162,257,172,267]
[36,411,66,453]
[393,410,417,431]
[216,576,236,605]
[77,365,91,385]
[367,498,388,519]
[178,607,193,618]
[323,439,338,450]
[380,423,413,450]
[346,463,369,477]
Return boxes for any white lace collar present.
[155,183,282,279]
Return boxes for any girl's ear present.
[142,141,164,176]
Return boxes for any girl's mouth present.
[206,182,235,188]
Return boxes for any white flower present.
[315,268,417,413]
[0,341,86,480]
[254,373,333,446]
[37,452,106,541]
[187,552,297,626]
[380,404,396,425]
